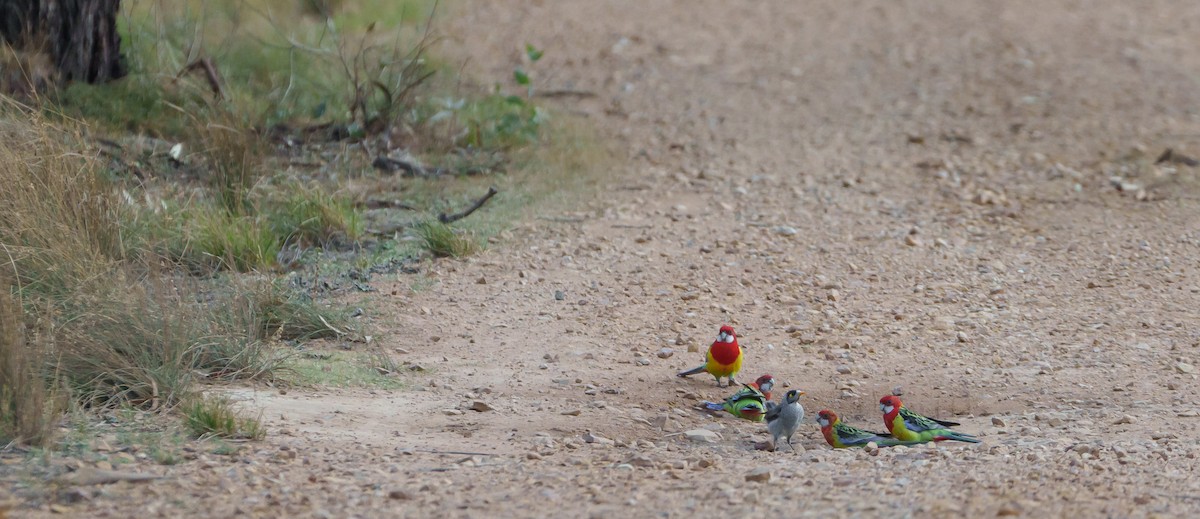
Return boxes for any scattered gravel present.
[16,1,1200,518]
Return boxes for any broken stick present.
[438,187,499,224]
[178,57,226,100]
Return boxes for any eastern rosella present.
[817,410,916,449]
[677,325,742,387]
[702,383,768,421]
[748,374,775,400]
[879,395,980,444]
[765,389,805,451]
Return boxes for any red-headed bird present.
[702,383,768,421]
[817,410,917,449]
[878,395,980,444]
[748,374,775,401]
[676,325,742,387]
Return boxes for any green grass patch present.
[413,220,479,258]
[247,280,352,341]
[146,190,363,273]
[265,186,363,247]
[53,0,444,138]
[183,394,264,440]
[183,209,282,272]
[283,350,405,389]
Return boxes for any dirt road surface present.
[18,1,1200,517]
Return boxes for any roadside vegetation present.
[0,0,607,450]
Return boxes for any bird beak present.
[796,391,806,396]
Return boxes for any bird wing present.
[899,408,950,433]
[726,398,766,419]
[723,384,766,405]
[763,401,781,422]
[834,422,887,447]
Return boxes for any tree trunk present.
[0,0,126,85]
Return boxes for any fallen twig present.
[534,89,598,99]
[537,216,587,223]
[286,160,324,169]
[1155,148,1199,167]
[55,467,165,486]
[317,315,346,336]
[372,156,429,176]
[439,187,499,224]
[178,57,226,100]
[361,199,417,211]
[94,138,122,150]
[418,449,496,456]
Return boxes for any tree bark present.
[0,0,126,85]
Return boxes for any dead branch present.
[534,89,598,99]
[438,187,498,224]
[418,449,496,456]
[94,138,122,150]
[372,156,427,176]
[361,199,417,211]
[178,58,226,100]
[537,216,586,223]
[317,315,346,336]
[1156,148,1199,167]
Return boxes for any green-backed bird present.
[879,395,980,444]
[817,409,919,449]
[702,383,768,421]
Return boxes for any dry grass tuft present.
[414,220,479,258]
[0,286,63,447]
[0,98,128,298]
[191,110,269,216]
[0,101,317,412]
[183,394,264,440]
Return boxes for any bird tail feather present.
[677,365,706,377]
[938,431,981,444]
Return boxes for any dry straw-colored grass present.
[0,100,302,413]
[0,286,63,447]
[0,98,128,298]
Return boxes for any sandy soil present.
[11,1,1200,517]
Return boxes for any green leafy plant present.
[513,43,543,97]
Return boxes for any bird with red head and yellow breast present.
[747,374,775,400]
[677,325,742,387]
[879,395,979,444]
[817,410,918,449]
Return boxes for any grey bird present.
[765,389,806,452]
